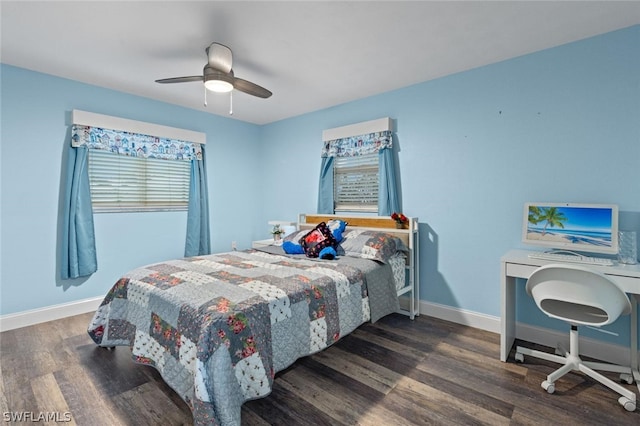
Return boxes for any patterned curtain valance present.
[321,130,392,158]
[71,124,202,161]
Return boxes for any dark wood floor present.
[1,312,638,425]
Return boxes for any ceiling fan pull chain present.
[204,87,208,107]
[229,91,233,115]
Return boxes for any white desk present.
[501,249,640,387]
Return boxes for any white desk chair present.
[515,263,637,411]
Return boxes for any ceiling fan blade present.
[207,43,232,73]
[156,43,271,101]
[155,76,203,84]
[233,78,272,99]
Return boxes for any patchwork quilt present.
[87,249,399,425]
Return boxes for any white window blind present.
[88,150,190,212]
[333,153,379,212]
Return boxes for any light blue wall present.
[1,26,639,347]
[0,65,264,315]
[259,25,640,344]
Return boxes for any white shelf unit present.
[396,217,420,320]
[252,238,282,249]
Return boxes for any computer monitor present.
[522,202,619,255]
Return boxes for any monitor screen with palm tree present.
[522,202,619,255]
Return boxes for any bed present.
[87,214,418,425]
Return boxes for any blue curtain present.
[378,146,400,216]
[185,146,211,257]
[61,146,97,279]
[317,130,400,215]
[317,156,334,214]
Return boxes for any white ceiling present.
[2,1,639,125]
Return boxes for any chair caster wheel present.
[515,352,524,363]
[541,380,555,394]
[620,373,634,385]
[619,396,636,412]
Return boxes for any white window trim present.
[72,110,206,145]
[322,117,391,142]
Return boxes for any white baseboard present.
[418,299,500,334]
[418,300,633,367]
[1,296,633,366]
[0,297,102,332]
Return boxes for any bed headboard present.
[298,213,418,247]
[299,213,420,319]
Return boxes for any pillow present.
[299,222,338,258]
[339,229,408,263]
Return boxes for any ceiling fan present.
[155,42,272,99]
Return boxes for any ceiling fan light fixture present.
[156,42,271,99]
[204,78,233,93]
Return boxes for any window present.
[333,153,379,212]
[88,150,190,212]
[318,124,396,216]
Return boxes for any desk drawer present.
[506,263,537,279]
[606,274,640,294]
[506,261,640,293]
